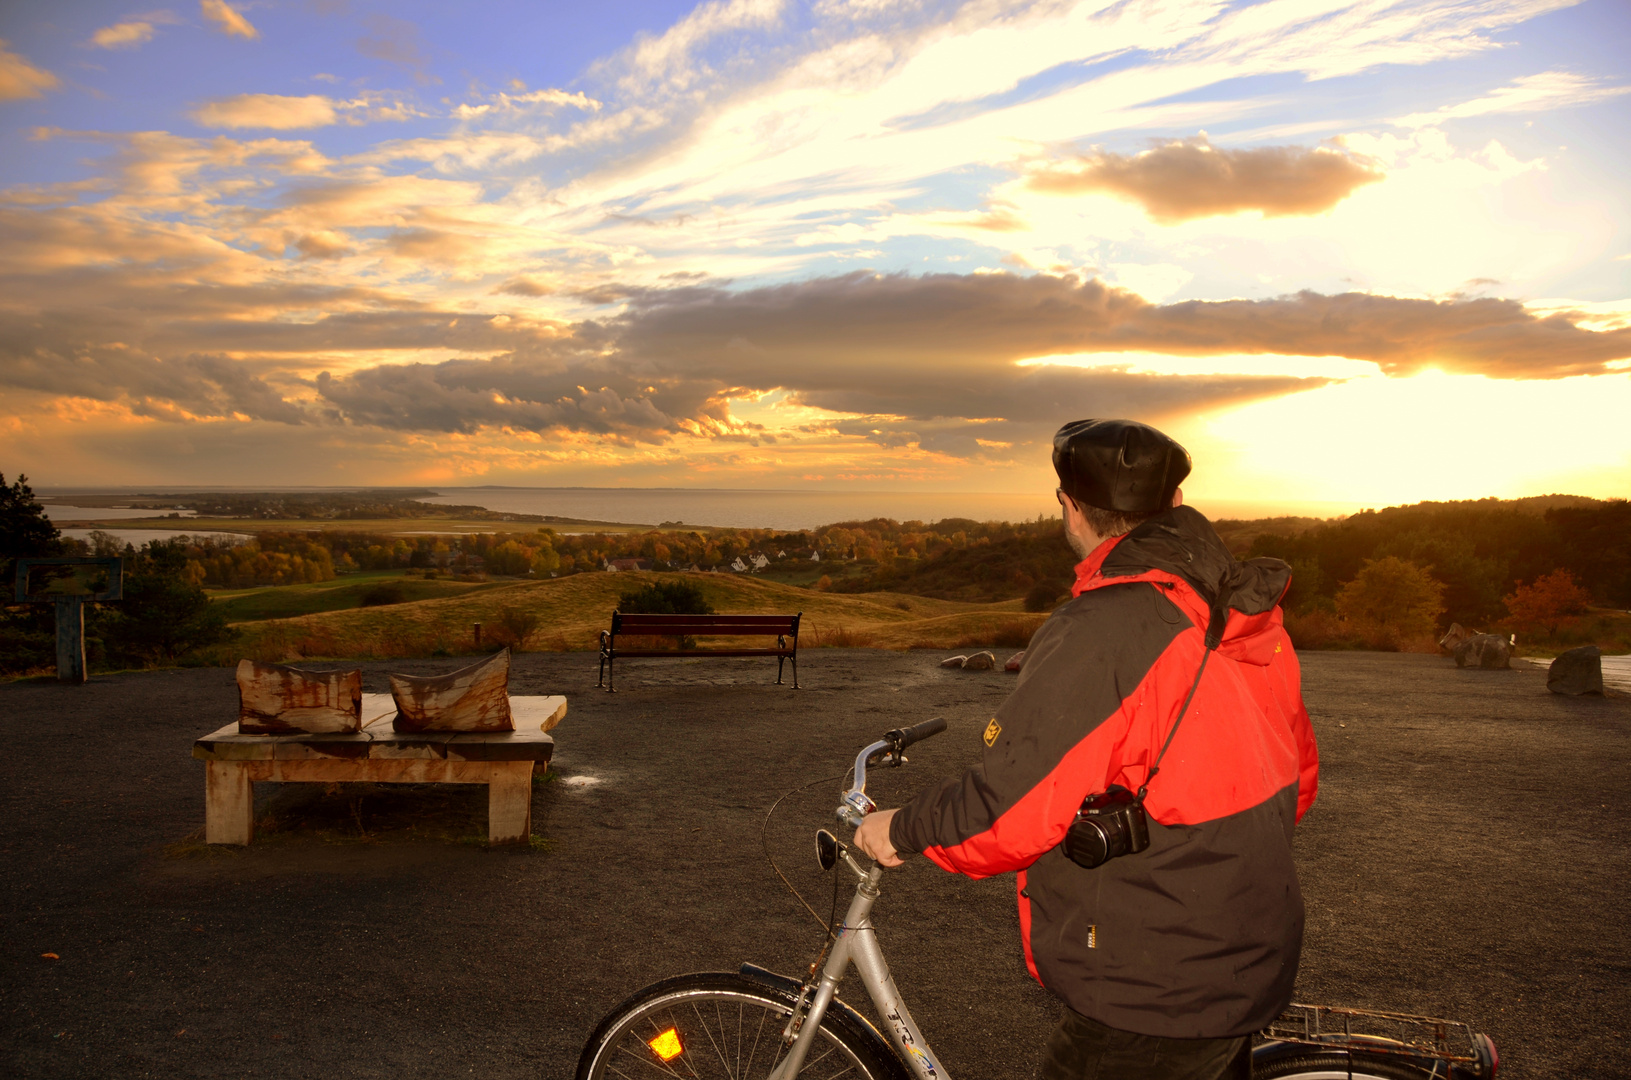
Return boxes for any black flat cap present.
[1053,419,1192,513]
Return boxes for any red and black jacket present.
[889,506,1319,1038]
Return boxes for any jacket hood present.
[1075,506,1292,663]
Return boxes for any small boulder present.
[1452,634,1511,670]
[1005,650,1026,672]
[940,655,968,669]
[1548,645,1604,696]
[963,651,997,671]
[1439,623,1474,653]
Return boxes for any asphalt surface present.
[1,649,1627,1078]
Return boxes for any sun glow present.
[1194,370,1631,507]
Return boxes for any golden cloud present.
[201,0,259,40]
[1028,137,1384,224]
[193,94,338,130]
[0,40,58,101]
[91,22,156,50]
[495,275,556,297]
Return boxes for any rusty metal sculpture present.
[12,557,123,683]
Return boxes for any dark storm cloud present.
[0,342,308,424]
[6,256,1628,451]
[1028,138,1385,223]
[312,356,720,440]
[608,271,1631,380]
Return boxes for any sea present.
[37,488,1355,536]
[419,488,1353,531]
[419,488,1062,531]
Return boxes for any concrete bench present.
[192,694,566,846]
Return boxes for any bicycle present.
[576,721,1500,1079]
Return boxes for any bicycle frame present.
[770,856,946,1080]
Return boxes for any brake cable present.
[760,772,847,933]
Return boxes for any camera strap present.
[1135,641,1215,804]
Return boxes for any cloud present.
[91,22,156,49]
[1395,71,1631,128]
[1026,137,1385,224]
[192,94,339,129]
[0,40,59,100]
[614,0,785,91]
[0,342,308,425]
[190,92,424,130]
[201,0,258,40]
[495,275,556,297]
[291,230,352,259]
[5,242,1627,458]
[356,13,433,83]
[453,87,601,120]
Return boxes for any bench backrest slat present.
[611,612,799,636]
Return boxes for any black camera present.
[1063,785,1150,869]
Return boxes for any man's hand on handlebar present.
[853,808,904,867]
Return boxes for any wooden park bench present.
[598,611,801,691]
[193,690,566,847]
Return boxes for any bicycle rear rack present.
[1262,1003,1485,1066]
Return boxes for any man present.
[855,418,1319,1080]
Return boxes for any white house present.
[730,556,748,572]
[809,550,821,562]
[749,553,770,571]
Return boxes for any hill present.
[215,571,1044,664]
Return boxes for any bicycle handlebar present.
[837,719,946,828]
[885,717,947,750]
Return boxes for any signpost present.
[13,557,123,684]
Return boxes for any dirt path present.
[2,650,1627,1078]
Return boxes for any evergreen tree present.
[0,474,65,675]
[99,539,233,665]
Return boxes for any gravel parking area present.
[2,649,1627,1078]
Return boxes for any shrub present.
[497,605,542,650]
[617,580,714,615]
[360,583,407,607]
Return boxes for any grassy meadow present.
[207,570,1044,664]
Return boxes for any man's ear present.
[1171,487,1184,508]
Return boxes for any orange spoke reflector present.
[648,1026,683,1062]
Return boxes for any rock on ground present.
[1548,645,1605,695]
[1453,634,1511,669]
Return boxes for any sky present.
[1,0,1628,515]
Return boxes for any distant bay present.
[421,488,1355,530]
[420,488,1059,531]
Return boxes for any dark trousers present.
[1037,1006,1250,1080]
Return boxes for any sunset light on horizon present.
[2,0,1627,514]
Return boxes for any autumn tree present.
[1335,556,1446,643]
[1503,569,1593,638]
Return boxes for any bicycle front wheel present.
[576,971,907,1079]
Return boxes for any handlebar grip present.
[886,717,946,749]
